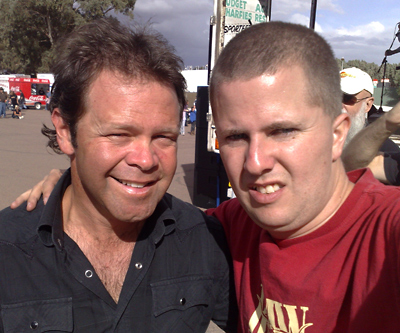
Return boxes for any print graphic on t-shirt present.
[248,285,313,333]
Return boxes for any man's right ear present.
[51,109,75,155]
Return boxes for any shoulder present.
[207,198,247,223]
[0,201,44,243]
[161,193,224,232]
[206,198,255,236]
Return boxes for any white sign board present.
[224,0,267,46]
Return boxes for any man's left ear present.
[51,108,75,156]
[332,112,350,162]
[366,97,374,113]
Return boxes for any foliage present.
[338,58,400,96]
[0,0,136,74]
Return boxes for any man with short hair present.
[209,21,400,331]
[0,87,7,118]
[0,19,237,332]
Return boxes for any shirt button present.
[85,270,93,278]
[135,262,143,269]
[180,298,186,305]
[30,321,39,329]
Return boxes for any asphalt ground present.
[0,107,223,332]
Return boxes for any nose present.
[244,136,275,175]
[125,139,159,171]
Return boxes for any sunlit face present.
[341,90,373,118]
[341,90,373,145]
[213,66,349,239]
[59,70,180,224]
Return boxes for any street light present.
[341,57,345,70]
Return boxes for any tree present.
[0,0,136,74]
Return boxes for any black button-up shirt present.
[0,170,237,332]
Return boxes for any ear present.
[332,112,350,162]
[51,108,75,156]
[365,97,374,113]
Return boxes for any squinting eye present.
[226,133,247,141]
[272,128,297,136]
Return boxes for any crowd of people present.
[0,87,25,119]
[1,17,400,332]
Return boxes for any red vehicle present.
[8,78,50,110]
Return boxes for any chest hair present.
[68,229,135,303]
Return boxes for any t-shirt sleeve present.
[383,152,400,185]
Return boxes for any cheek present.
[220,148,242,181]
[157,147,177,173]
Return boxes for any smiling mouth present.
[114,178,154,188]
[254,184,281,194]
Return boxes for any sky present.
[124,0,400,68]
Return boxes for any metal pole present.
[258,0,272,21]
[309,0,317,30]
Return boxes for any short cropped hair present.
[43,18,186,153]
[210,21,341,119]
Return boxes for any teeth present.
[255,184,280,194]
[120,180,145,188]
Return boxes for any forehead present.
[74,71,180,134]
[85,71,179,113]
[214,68,306,114]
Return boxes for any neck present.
[61,185,145,244]
[273,162,354,240]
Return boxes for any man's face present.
[341,90,373,144]
[60,70,180,224]
[213,66,349,239]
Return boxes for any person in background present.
[0,87,8,118]
[8,90,18,111]
[340,67,375,146]
[385,30,400,57]
[340,67,400,183]
[189,105,196,135]
[12,104,23,119]
[18,89,26,109]
[342,102,400,185]
[180,106,186,135]
[0,18,237,332]
[45,88,51,110]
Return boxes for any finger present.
[10,189,33,210]
[42,170,62,204]
[25,179,47,211]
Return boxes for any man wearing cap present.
[340,67,400,184]
[0,87,7,118]
[340,67,376,145]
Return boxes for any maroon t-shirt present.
[208,169,400,332]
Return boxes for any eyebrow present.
[220,120,302,135]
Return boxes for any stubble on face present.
[64,71,180,232]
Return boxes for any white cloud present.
[272,0,342,18]
[290,13,323,32]
[336,21,385,37]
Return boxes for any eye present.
[153,134,178,144]
[107,133,127,138]
[226,133,248,141]
[271,128,297,137]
